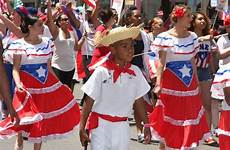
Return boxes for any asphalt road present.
[0,82,220,150]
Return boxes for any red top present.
[89,25,111,69]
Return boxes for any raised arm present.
[46,0,59,40]
[90,0,100,28]
[0,14,25,38]
[65,4,81,29]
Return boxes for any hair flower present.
[224,15,230,26]
[174,7,185,18]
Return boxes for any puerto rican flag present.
[21,64,48,84]
[83,0,96,9]
[166,61,193,87]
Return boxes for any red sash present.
[86,112,128,130]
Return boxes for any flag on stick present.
[82,0,96,9]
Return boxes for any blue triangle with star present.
[20,63,48,84]
[166,61,193,87]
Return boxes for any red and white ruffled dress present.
[211,35,230,150]
[149,32,209,149]
[0,37,80,143]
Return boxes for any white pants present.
[91,118,130,150]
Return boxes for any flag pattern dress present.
[0,37,80,143]
[211,35,230,150]
[149,31,209,149]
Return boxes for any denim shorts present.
[197,67,212,82]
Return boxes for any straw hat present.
[96,26,140,47]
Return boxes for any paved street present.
[0,82,220,150]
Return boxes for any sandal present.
[204,137,218,146]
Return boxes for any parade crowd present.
[0,0,230,150]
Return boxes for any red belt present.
[86,112,128,131]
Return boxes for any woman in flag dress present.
[211,14,230,150]
[149,5,209,149]
[0,5,29,119]
[0,15,80,150]
[189,11,218,145]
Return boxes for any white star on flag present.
[179,64,191,78]
[36,66,46,78]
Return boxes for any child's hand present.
[143,126,151,144]
[79,129,90,147]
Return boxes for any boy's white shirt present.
[81,64,150,117]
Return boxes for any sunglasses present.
[61,18,68,21]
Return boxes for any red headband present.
[17,6,29,16]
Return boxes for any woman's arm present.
[77,32,86,50]
[12,54,24,91]
[153,50,167,96]
[0,14,25,38]
[90,0,101,28]
[217,47,230,59]
[198,35,213,42]
[79,95,94,146]
[65,4,81,29]
[46,0,59,40]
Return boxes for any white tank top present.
[52,29,77,71]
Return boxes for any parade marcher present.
[123,5,152,143]
[149,5,209,149]
[147,17,165,109]
[79,26,151,150]
[0,14,80,150]
[0,5,29,120]
[79,1,100,83]
[89,7,117,71]
[148,17,165,43]
[189,11,218,145]
[46,0,78,89]
[211,14,230,149]
[0,35,19,125]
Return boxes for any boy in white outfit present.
[79,26,151,150]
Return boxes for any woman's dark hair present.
[20,15,39,34]
[98,8,114,24]
[121,5,138,26]
[55,15,62,28]
[189,12,210,36]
